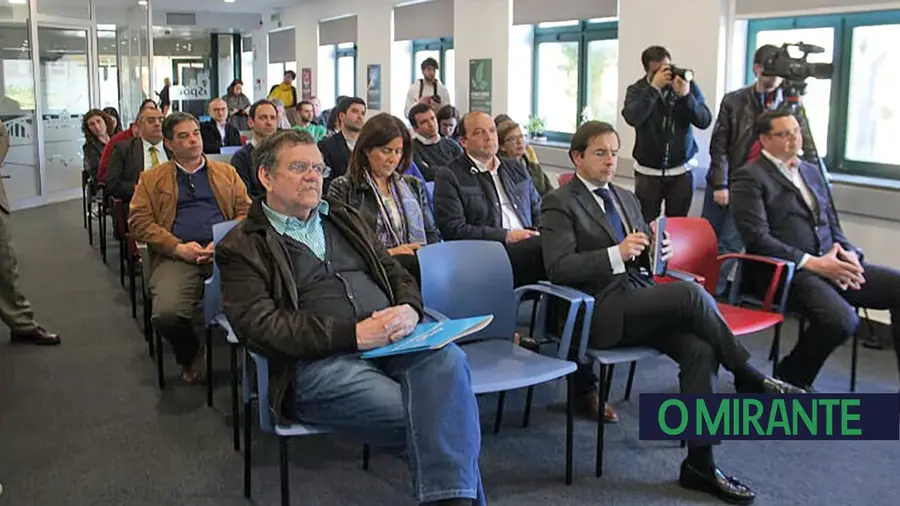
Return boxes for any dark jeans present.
[506,235,545,287]
[292,345,486,504]
[634,171,694,224]
[782,263,900,386]
[700,189,743,296]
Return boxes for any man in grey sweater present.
[409,103,462,181]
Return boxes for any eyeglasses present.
[504,135,525,144]
[286,161,331,178]
[769,127,801,139]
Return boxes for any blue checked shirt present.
[262,200,330,261]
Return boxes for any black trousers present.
[634,171,694,224]
[782,262,900,386]
[505,235,545,288]
[585,281,752,448]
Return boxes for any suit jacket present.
[106,137,173,200]
[730,156,857,266]
[433,155,542,242]
[318,131,352,191]
[541,176,653,347]
[0,121,10,214]
[200,120,242,154]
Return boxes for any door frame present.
[26,7,98,209]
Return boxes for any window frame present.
[411,37,454,84]
[531,19,618,142]
[747,10,900,179]
[334,42,358,97]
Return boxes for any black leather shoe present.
[761,377,806,394]
[10,326,60,346]
[679,460,756,504]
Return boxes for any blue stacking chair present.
[243,351,370,506]
[417,240,582,484]
[203,219,241,450]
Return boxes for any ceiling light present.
[225,0,236,3]
[138,1,147,6]
[8,0,27,5]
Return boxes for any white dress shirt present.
[216,121,226,142]
[576,174,629,275]
[761,149,818,269]
[472,156,525,231]
[142,139,168,170]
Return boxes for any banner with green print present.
[468,58,492,115]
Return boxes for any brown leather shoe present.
[10,326,60,346]
[578,392,620,423]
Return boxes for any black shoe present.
[10,326,60,346]
[679,460,756,504]
[773,363,814,393]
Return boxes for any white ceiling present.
[85,0,301,14]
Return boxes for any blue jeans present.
[701,189,743,296]
[292,344,486,504]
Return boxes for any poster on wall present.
[301,68,313,100]
[468,58,492,115]
[366,64,382,110]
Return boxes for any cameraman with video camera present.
[704,44,820,295]
[622,45,712,224]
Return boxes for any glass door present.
[173,59,210,119]
[36,25,92,196]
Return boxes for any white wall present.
[453,0,513,115]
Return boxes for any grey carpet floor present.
[1,200,898,506]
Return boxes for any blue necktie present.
[593,188,625,242]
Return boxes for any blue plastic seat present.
[417,240,582,484]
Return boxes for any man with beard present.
[318,96,366,191]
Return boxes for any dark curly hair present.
[81,109,116,143]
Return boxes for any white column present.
[453,0,513,115]
[616,0,733,171]
[356,2,394,113]
[251,28,268,102]
[294,14,319,98]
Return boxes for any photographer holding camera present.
[622,46,712,224]
[405,57,452,117]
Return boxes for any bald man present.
[200,98,242,154]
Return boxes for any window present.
[335,42,357,98]
[747,11,900,178]
[412,38,454,103]
[532,20,618,141]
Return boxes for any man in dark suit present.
[106,107,170,200]
[0,120,59,345]
[317,97,366,191]
[230,99,278,199]
[542,121,803,504]
[730,110,900,389]
[200,98,241,154]
[433,111,544,288]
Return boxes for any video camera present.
[668,65,693,81]
[760,42,834,82]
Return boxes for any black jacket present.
[433,155,541,242]
[106,137,173,200]
[200,120,242,154]
[230,144,264,199]
[326,174,440,246]
[707,85,819,189]
[318,131,352,191]
[217,198,424,423]
[621,77,712,171]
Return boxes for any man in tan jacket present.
[129,112,250,382]
[0,120,60,345]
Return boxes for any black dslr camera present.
[668,65,694,81]
[760,42,834,82]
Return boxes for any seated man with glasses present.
[216,130,485,506]
[129,112,251,383]
[731,110,900,390]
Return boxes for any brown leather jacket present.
[216,198,424,422]
[128,158,251,268]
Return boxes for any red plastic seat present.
[557,172,574,187]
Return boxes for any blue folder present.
[360,315,494,359]
[651,214,667,276]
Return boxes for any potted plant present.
[526,114,546,141]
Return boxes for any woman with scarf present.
[327,113,439,281]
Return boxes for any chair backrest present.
[663,217,720,295]
[417,240,517,342]
[204,220,240,325]
[248,351,276,432]
[557,172,574,187]
[206,153,232,164]
[220,145,241,156]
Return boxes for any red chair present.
[662,218,794,373]
[557,172,574,187]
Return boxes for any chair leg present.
[230,343,240,452]
[850,330,859,393]
[87,201,94,245]
[493,391,506,434]
[144,287,154,357]
[362,444,370,470]
[82,182,88,229]
[243,397,252,498]
[603,365,615,402]
[522,386,534,428]
[206,327,214,407]
[860,307,882,349]
[128,256,137,319]
[770,321,784,376]
[624,362,638,401]
[155,331,165,390]
[595,363,608,477]
[565,374,574,485]
[279,436,290,506]
[119,240,126,288]
[99,201,107,264]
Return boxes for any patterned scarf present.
[366,173,428,248]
